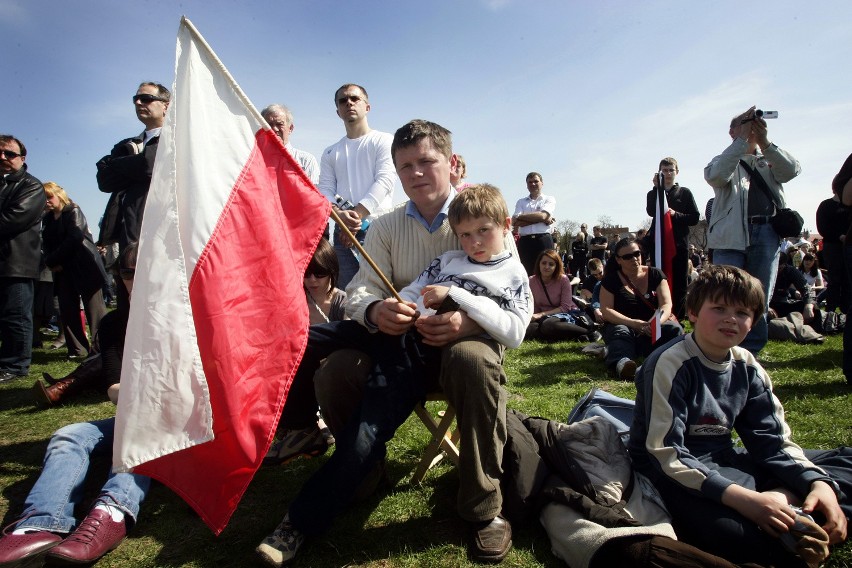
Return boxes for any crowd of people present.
[2,85,852,568]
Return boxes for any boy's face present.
[689,299,754,361]
[454,215,510,262]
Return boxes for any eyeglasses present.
[305,271,330,279]
[0,149,23,159]
[336,95,363,105]
[119,268,136,280]
[618,250,642,261]
[133,94,167,104]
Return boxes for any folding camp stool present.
[411,392,460,483]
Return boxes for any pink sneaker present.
[0,529,62,567]
[47,507,126,564]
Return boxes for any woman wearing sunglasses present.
[599,237,681,379]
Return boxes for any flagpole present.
[329,208,405,303]
[180,17,403,305]
[180,17,266,126]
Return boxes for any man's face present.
[134,85,169,128]
[335,86,370,124]
[394,138,453,214]
[526,175,543,196]
[0,140,25,174]
[593,227,601,236]
[660,164,677,186]
[266,111,293,145]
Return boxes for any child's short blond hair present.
[685,265,765,319]
[448,183,509,231]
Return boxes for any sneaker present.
[316,416,335,446]
[256,514,304,567]
[262,426,328,467]
[616,357,637,380]
[778,508,829,568]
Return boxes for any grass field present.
[2,332,851,567]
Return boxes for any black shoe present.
[469,515,512,563]
[0,371,24,384]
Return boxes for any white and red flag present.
[652,177,675,343]
[113,17,330,534]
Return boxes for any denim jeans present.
[0,276,34,375]
[288,326,437,536]
[16,418,150,533]
[603,321,682,370]
[712,223,780,355]
[333,224,367,291]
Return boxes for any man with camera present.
[704,106,800,354]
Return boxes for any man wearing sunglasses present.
[96,82,170,265]
[318,83,397,290]
[0,135,45,383]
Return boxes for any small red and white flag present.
[113,17,330,534]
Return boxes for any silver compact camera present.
[755,109,778,119]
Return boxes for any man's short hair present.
[587,258,604,272]
[0,134,26,157]
[448,183,508,231]
[659,157,678,171]
[391,119,452,164]
[139,82,171,102]
[261,104,293,126]
[526,171,543,183]
[685,265,765,320]
[334,83,368,103]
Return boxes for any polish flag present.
[113,17,330,534]
[652,176,675,344]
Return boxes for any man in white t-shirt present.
[318,84,397,289]
[512,171,556,275]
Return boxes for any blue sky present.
[3,0,851,238]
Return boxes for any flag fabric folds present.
[113,17,330,534]
[652,178,676,343]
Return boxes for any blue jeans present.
[712,223,780,355]
[16,418,150,533]
[333,225,367,290]
[0,276,34,375]
[288,324,436,536]
[603,321,682,370]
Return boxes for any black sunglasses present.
[305,271,331,279]
[618,250,642,261]
[133,94,167,104]
[336,95,362,105]
[0,149,23,159]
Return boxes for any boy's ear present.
[502,216,511,233]
[687,309,698,324]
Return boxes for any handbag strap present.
[618,270,657,311]
[739,159,780,213]
[540,278,556,308]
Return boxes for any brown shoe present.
[32,378,76,407]
[469,515,512,563]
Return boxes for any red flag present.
[653,180,677,324]
[113,17,330,534]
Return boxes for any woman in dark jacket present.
[42,182,108,358]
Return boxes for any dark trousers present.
[286,321,437,536]
[517,233,554,276]
[0,276,34,375]
[55,274,106,358]
[651,447,852,567]
[824,241,850,313]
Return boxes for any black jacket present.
[43,204,108,296]
[0,164,45,278]
[96,134,159,248]
[645,184,699,250]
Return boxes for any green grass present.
[2,332,851,567]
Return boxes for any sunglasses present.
[618,250,642,261]
[133,94,167,104]
[305,271,330,279]
[119,268,136,280]
[0,149,23,159]
[336,95,363,105]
